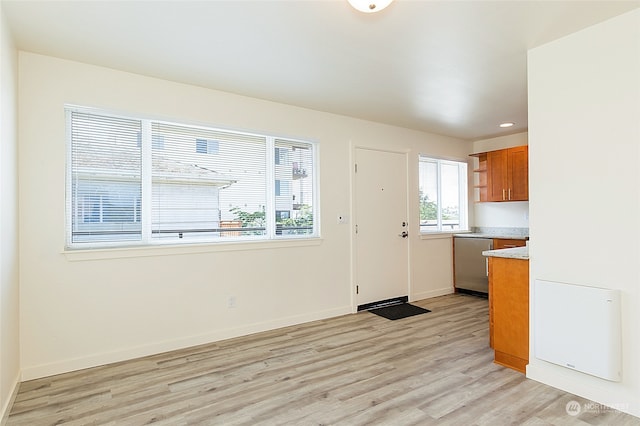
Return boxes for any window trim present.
[62,237,324,261]
[65,105,320,250]
[418,154,469,234]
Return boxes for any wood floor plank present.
[7,294,638,425]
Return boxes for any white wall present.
[0,4,20,422]
[471,132,529,229]
[18,52,472,380]
[528,9,640,417]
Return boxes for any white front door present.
[354,148,409,307]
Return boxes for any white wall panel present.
[534,280,621,382]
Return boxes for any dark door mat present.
[369,303,431,320]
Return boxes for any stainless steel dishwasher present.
[454,236,493,295]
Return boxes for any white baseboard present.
[411,286,454,302]
[21,305,352,381]
[0,373,20,426]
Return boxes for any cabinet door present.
[493,238,527,250]
[507,146,528,201]
[490,257,529,372]
[486,150,507,201]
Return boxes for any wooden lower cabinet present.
[488,256,529,373]
[492,238,527,250]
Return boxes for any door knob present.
[399,231,409,238]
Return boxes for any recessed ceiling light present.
[499,122,515,128]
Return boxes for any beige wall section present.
[411,235,454,301]
[472,131,528,153]
[471,132,530,229]
[18,52,471,379]
[0,5,21,423]
[528,9,640,418]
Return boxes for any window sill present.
[63,238,324,261]
[419,232,463,240]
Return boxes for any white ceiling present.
[3,0,638,140]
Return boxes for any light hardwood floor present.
[7,294,639,425]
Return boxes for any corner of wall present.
[0,375,20,426]
[1,2,22,422]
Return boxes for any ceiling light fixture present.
[499,122,515,128]
[348,0,394,13]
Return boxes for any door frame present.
[349,144,412,312]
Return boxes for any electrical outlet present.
[228,296,236,308]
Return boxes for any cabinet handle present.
[508,188,511,200]
[502,189,506,200]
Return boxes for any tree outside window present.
[419,156,468,233]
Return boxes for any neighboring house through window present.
[67,107,318,248]
[274,147,287,165]
[195,138,219,154]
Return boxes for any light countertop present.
[482,246,529,260]
[454,232,528,240]
[454,227,528,241]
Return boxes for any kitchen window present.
[66,107,318,248]
[418,155,468,233]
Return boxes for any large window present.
[419,156,468,233]
[67,107,317,248]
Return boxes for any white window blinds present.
[67,107,317,248]
[150,122,267,241]
[69,111,142,243]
